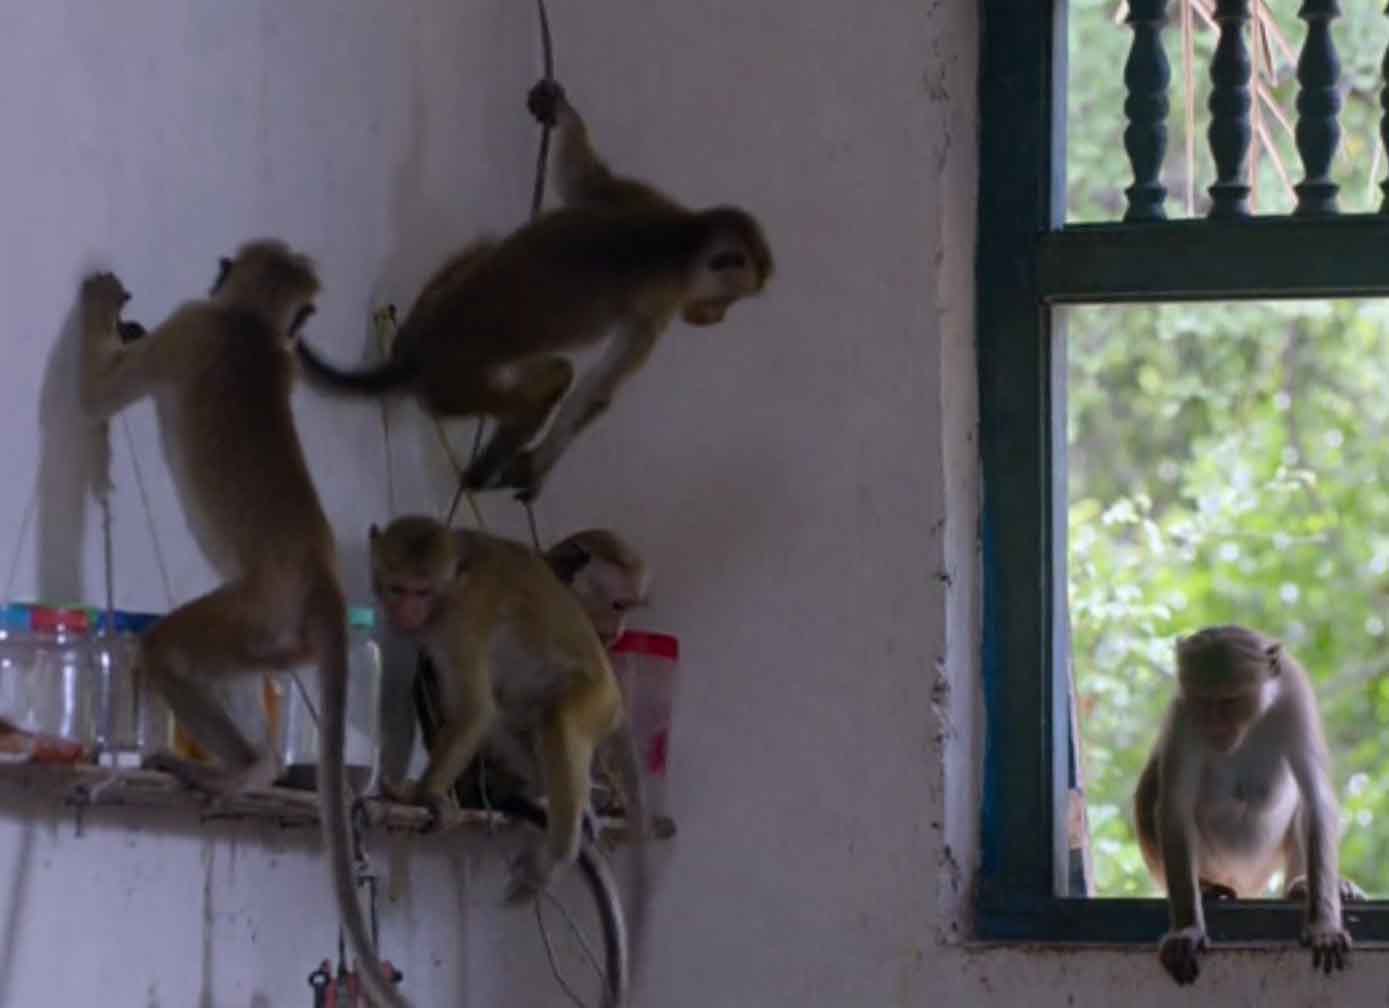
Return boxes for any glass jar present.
[274,605,382,794]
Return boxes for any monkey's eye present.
[709,251,748,272]
[612,601,630,613]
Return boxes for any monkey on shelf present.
[367,516,648,898]
[1133,625,1364,986]
[78,244,406,1008]
[296,79,773,500]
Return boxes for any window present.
[976,0,1389,941]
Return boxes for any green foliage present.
[1066,3,1389,896]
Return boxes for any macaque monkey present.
[78,243,406,1008]
[545,529,650,647]
[296,79,773,500]
[369,516,648,900]
[1133,625,1359,986]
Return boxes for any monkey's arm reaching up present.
[79,273,170,419]
[529,79,681,213]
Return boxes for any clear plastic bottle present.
[0,604,38,762]
[23,605,97,763]
[275,604,382,794]
[93,610,173,769]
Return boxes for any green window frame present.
[975,0,1389,942]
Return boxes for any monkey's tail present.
[296,341,420,395]
[309,573,412,1008]
[613,720,651,1006]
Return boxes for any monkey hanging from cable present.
[296,79,774,501]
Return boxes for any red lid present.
[611,630,678,661]
[30,606,90,634]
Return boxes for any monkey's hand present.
[504,845,556,904]
[526,78,567,127]
[1157,926,1207,986]
[81,271,132,324]
[118,320,148,343]
[1300,921,1351,975]
[1286,875,1369,904]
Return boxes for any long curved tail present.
[297,341,419,395]
[612,720,651,1007]
[310,574,411,1008]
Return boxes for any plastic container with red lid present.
[0,602,97,763]
[609,630,680,819]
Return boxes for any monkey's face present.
[573,562,648,646]
[1185,686,1266,753]
[378,578,440,634]
[683,238,766,326]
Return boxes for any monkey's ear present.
[368,523,380,541]
[546,540,591,584]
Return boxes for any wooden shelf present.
[0,762,674,841]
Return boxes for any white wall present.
[7,1,1366,1006]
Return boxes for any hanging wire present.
[447,0,555,544]
[122,415,175,608]
[3,483,37,605]
[536,894,592,1008]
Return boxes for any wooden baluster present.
[1293,0,1342,215]
[1379,2,1389,211]
[1123,0,1170,221]
[1207,0,1253,218]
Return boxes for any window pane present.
[1066,298,1389,897]
[1066,0,1389,222]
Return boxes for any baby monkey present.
[546,528,650,647]
[370,516,648,901]
[1134,625,1360,986]
[297,79,773,500]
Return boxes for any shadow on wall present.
[0,295,110,1008]
[36,296,106,608]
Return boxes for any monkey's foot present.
[1285,876,1369,903]
[143,750,276,801]
[378,777,416,804]
[500,452,545,501]
[1157,925,1207,986]
[1300,921,1351,975]
[1199,880,1238,901]
[416,791,458,834]
[503,847,556,905]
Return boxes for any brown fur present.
[370,517,649,1001]
[79,241,406,1008]
[297,80,773,500]
[1132,625,1353,986]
